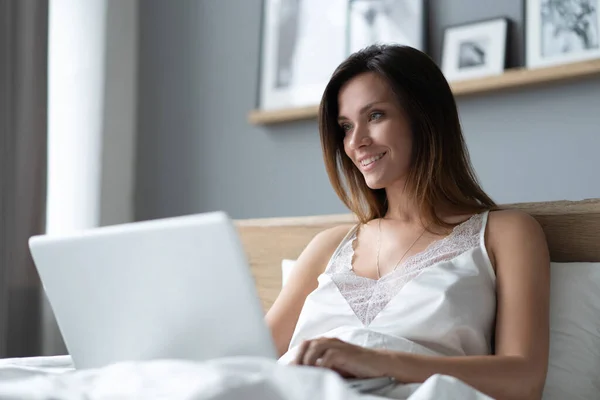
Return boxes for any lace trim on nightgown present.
[326,213,485,326]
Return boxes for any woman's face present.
[338,72,413,190]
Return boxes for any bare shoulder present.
[299,224,355,266]
[485,209,549,269]
[487,209,544,234]
[311,224,354,249]
[282,224,355,280]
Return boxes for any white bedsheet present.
[0,356,492,400]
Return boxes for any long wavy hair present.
[319,44,496,229]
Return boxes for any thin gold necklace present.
[376,218,427,279]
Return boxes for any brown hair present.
[319,44,496,229]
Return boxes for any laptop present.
[29,211,394,392]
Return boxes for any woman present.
[266,45,550,400]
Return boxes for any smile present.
[359,152,386,168]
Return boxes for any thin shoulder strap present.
[323,223,360,272]
[479,210,491,249]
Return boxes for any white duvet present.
[0,356,492,400]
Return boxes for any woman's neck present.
[383,183,422,224]
[383,181,461,228]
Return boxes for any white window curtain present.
[44,0,138,355]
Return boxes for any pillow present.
[543,262,600,400]
[281,259,297,287]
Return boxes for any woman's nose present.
[348,125,371,149]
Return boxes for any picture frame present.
[347,0,426,55]
[525,0,600,69]
[257,0,348,111]
[441,18,509,83]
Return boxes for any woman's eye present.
[369,112,384,121]
[340,123,352,133]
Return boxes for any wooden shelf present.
[248,59,600,126]
[248,105,319,126]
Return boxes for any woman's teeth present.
[360,152,385,167]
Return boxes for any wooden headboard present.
[234,199,600,311]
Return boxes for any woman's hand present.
[292,337,390,379]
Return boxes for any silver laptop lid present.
[29,211,277,369]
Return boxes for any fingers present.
[293,339,311,365]
[309,346,356,379]
[303,340,328,366]
[318,348,342,370]
[294,338,343,367]
[300,339,328,366]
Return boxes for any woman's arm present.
[383,353,544,400]
[294,211,551,400]
[265,226,351,357]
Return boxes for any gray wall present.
[136,0,600,221]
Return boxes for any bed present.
[0,198,599,399]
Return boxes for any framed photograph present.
[258,0,348,111]
[347,0,425,54]
[526,0,600,68]
[441,18,509,82]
